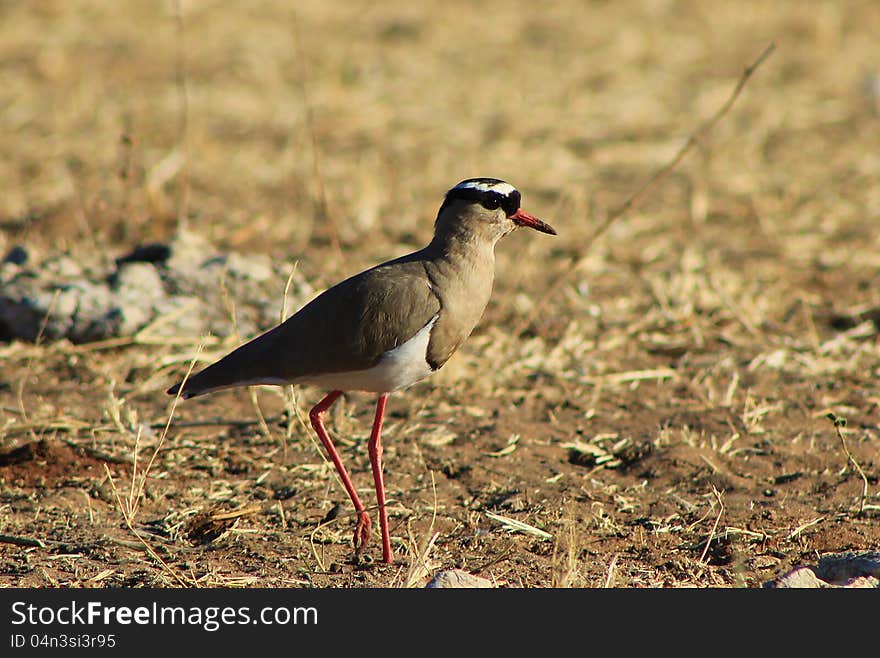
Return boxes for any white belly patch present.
[296,314,439,393]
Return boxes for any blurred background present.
[3,1,877,269]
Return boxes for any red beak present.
[511,208,557,235]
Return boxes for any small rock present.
[152,295,211,337]
[112,262,167,335]
[764,567,830,589]
[3,245,28,266]
[43,255,85,280]
[115,243,171,267]
[65,281,115,342]
[165,230,214,275]
[816,551,880,584]
[0,295,43,341]
[425,569,494,588]
[765,551,880,588]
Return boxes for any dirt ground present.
[1,1,879,588]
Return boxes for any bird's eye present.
[481,196,501,211]
[501,198,518,217]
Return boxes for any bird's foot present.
[354,511,372,554]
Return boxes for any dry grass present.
[2,1,880,588]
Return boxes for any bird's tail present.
[166,330,286,400]
[166,361,235,400]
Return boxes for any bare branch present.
[516,42,776,336]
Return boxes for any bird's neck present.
[424,229,496,320]
[427,227,496,272]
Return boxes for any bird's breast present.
[424,255,495,370]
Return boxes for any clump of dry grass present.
[101,352,203,587]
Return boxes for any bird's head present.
[434,178,556,243]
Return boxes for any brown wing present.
[171,255,441,398]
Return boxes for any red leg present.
[368,394,393,564]
[309,391,371,555]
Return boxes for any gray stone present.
[112,262,167,335]
[3,245,28,265]
[0,230,311,345]
[425,569,494,588]
[816,551,880,584]
[765,551,880,588]
[764,567,831,589]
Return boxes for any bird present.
[167,178,556,564]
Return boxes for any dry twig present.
[515,42,776,336]
[104,464,193,587]
[698,486,725,565]
[98,348,206,587]
[291,10,342,260]
[403,471,440,587]
[827,413,869,514]
[603,554,619,588]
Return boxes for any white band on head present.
[453,180,516,197]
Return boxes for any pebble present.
[425,569,494,588]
